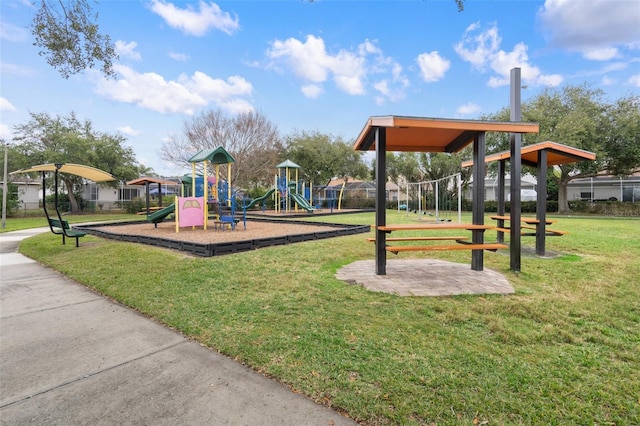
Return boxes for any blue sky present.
[1,0,639,176]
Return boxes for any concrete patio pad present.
[336,259,514,296]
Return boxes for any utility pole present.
[2,143,8,229]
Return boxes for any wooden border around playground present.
[77,219,370,257]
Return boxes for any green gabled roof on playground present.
[188,147,235,164]
[276,159,301,169]
[353,115,539,153]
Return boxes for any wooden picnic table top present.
[378,223,494,232]
[490,215,557,225]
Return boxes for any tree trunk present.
[558,179,570,213]
[62,177,80,213]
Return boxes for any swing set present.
[405,173,462,223]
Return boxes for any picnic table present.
[490,215,567,236]
[373,223,508,254]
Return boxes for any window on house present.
[119,188,139,201]
[580,191,593,201]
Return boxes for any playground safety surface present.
[336,259,514,296]
[79,218,370,257]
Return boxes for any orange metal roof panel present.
[354,116,539,153]
[461,141,596,167]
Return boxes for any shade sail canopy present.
[354,116,540,153]
[127,177,177,186]
[10,163,115,182]
[461,141,596,168]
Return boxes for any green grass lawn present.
[16,211,640,425]
[0,213,140,233]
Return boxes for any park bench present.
[214,205,240,231]
[48,218,86,247]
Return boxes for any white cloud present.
[91,64,253,115]
[115,40,142,61]
[455,22,563,88]
[0,20,28,42]
[582,47,619,61]
[117,125,141,137]
[169,52,190,61]
[538,0,640,54]
[0,62,34,77]
[629,74,640,88]
[267,35,407,102]
[601,76,616,86]
[149,0,239,36]
[0,97,17,112]
[416,51,450,82]
[456,102,481,116]
[301,84,323,99]
[454,22,500,71]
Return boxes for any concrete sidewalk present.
[0,229,355,425]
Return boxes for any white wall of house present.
[10,182,41,210]
[567,175,640,202]
[464,173,538,201]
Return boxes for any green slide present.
[245,188,275,209]
[290,192,314,212]
[147,203,175,226]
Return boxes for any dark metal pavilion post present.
[509,67,522,272]
[471,132,486,271]
[375,127,387,275]
[536,150,548,255]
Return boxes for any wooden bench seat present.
[48,218,86,247]
[495,225,568,236]
[520,225,568,235]
[386,243,508,254]
[367,236,469,242]
[379,223,494,232]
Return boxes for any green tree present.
[483,86,639,213]
[0,182,20,216]
[31,0,118,79]
[602,94,640,176]
[161,109,282,190]
[11,111,141,213]
[283,130,368,185]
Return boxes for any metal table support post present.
[509,67,522,272]
[536,149,547,255]
[497,159,506,244]
[375,127,387,275]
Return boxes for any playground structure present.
[405,173,462,223]
[274,160,315,213]
[176,146,245,231]
[142,155,349,232]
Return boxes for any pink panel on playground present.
[179,196,205,227]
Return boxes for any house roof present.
[354,116,539,153]
[461,141,596,168]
